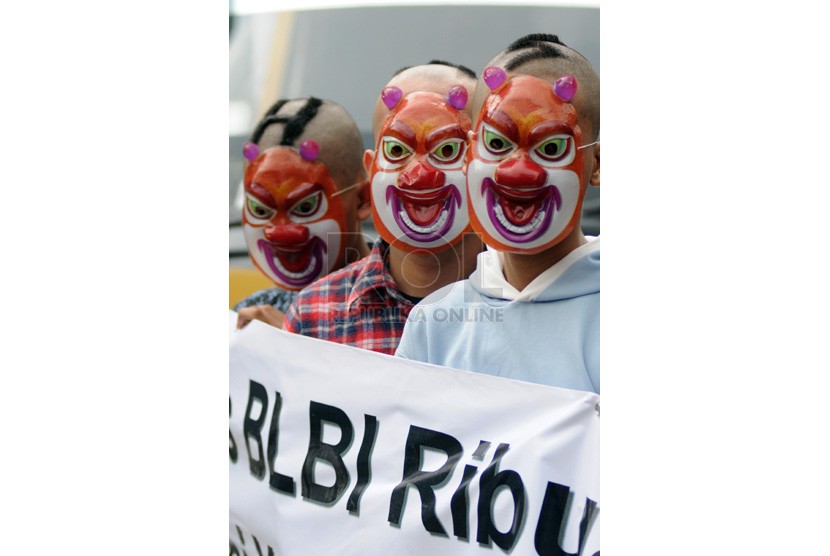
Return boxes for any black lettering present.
[451,440,491,539]
[301,401,354,504]
[347,414,379,513]
[234,525,246,555]
[535,481,599,556]
[476,443,526,551]
[266,391,296,495]
[229,397,238,463]
[387,425,463,535]
[252,534,275,556]
[450,464,478,539]
[243,380,268,479]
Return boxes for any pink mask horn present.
[242,141,260,162]
[381,86,403,110]
[447,85,468,110]
[483,66,507,91]
[299,139,320,161]
[552,74,578,102]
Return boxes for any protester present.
[396,34,601,393]
[282,61,484,354]
[234,97,371,329]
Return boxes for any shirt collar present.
[346,239,410,309]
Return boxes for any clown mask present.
[241,142,348,290]
[467,71,588,254]
[369,87,472,253]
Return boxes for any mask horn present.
[381,86,403,110]
[447,85,468,110]
[552,74,578,102]
[242,141,260,162]
[483,66,507,91]
[299,139,319,161]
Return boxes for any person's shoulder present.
[290,252,373,311]
[415,278,472,311]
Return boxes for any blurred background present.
[229,3,600,272]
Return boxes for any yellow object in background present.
[229,267,274,309]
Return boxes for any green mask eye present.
[290,192,321,217]
[535,137,570,161]
[431,140,463,163]
[247,197,274,220]
[483,128,513,155]
[383,139,412,162]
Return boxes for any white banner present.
[229,311,600,555]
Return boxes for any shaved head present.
[251,98,366,191]
[371,63,477,142]
[472,35,600,141]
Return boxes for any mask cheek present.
[370,171,399,220]
[241,223,277,284]
[466,158,497,217]
[305,218,343,274]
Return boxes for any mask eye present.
[534,136,571,162]
[430,139,464,164]
[246,195,275,221]
[382,139,412,162]
[482,128,514,156]
[288,189,329,223]
[290,191,322,218]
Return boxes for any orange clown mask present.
[467,70,588,254]
[241,142,348,290]
[369,87,472,253]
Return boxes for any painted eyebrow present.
[384,120,417,146]
[247,183,276,207]
[285,182,323,206]
[528,121,575,147]
[483,109,520,143]
[425,124,467,149]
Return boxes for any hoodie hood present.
[470,237,600,302]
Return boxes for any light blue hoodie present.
[396,238,599,393]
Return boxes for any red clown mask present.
[241,142,348,290]
[369,87,472,253]
[467,71,588,254]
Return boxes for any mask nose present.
[398,161,446,190]
[494,156,547,188]
[263,224,310,245]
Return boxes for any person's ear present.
[356,178,372,220]
[363,149,375,175]
[589,141,600,187]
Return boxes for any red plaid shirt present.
[282,240,416,355]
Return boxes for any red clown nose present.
[264,224,310,245]
[494,157,547,188]
[399,162,446,190]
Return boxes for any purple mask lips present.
[257,236,327,287]
[481,177,562,243]
[385,184,462,243]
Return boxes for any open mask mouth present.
[482,177,562,243]
[257,236,326,287]
[386,184,462,242]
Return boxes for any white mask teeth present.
[271,253,318,280]
[398,208,449,234]
[493,203,546,235]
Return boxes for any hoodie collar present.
[472,237,600,302]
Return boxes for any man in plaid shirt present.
[283,238,416,354]
[283,61,484,355]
